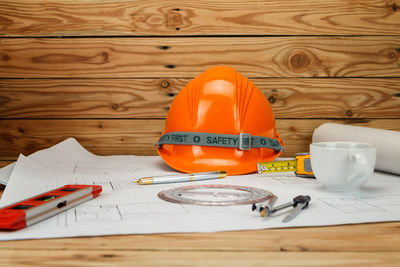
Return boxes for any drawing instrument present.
[134,171,227,185]
[252,195,311,222]
[0,185,102,230]
[158,184,275,206]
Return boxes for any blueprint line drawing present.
[56,202,188,226]
[55,201,254,227]
[72,160,145,175]
[258,173,318,185]
[359,194,400,207]
[318,195,400,213]
[47,178,136,193]
[75,204,122,222]
[272,176,318,185]
[2,150,400,241]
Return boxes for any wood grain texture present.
[1,0,399,36]
[0,0,399,265]
[1,119,399,160]
[1,37,400,78]
[1,78,399,119]
[0,250,399,267]
[0,161,11,168]
[0,222,398,252]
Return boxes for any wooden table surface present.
[1,1,399,265]
[0,188,399,267]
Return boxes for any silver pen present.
[133,171,227,185]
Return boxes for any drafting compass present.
[158,184,276,206]
[252,195,311,222]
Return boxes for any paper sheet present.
[1,149,400,241]
[0,138,175,185]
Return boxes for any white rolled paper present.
[312,123,400,175]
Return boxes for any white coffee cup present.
[310,142,376,191]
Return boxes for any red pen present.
[0,184,102,230]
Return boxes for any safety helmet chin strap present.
[156,132,285,152]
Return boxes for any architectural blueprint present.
[0,139,399,241]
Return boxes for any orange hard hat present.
[156,66,284,175]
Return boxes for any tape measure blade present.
[257,160,297,174]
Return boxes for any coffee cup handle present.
[346,153,368,183]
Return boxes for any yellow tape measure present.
[257,153,314,178]
[260,160,297,172]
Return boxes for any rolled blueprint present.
[312,123,400,175]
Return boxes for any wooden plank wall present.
[0,0,399,166]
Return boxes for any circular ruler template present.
[158,184,275,206]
